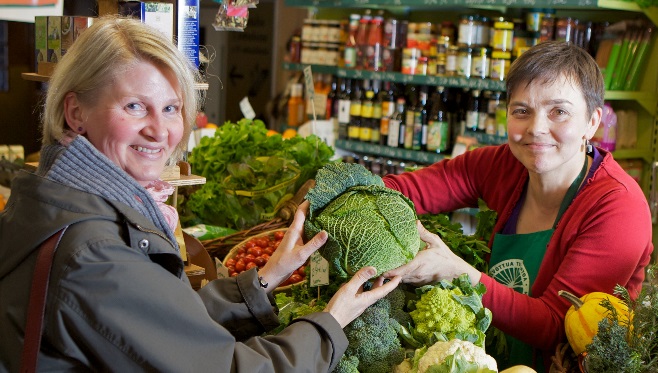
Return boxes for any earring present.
[586,139,593,154]
[77,127,83,132]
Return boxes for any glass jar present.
[492,18,514,51]
[490,50,511,81]
[476,15,490,46]
[457,47,473,78]
[458,14,478,47]
[539,13,556,42]
[471,47,490,79]
[526,8,545,32]
[555,17,577,43]
[445,45,459,76]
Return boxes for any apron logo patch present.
[489,259,530,294]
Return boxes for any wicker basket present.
[222,227,304,292]
[202,179,316,261]
[550,343,584,373]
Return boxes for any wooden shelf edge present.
[21,72,50,83]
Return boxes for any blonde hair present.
[42,16,201,162]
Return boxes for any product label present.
[427,120,449,152]
[388,119,401,147]
[338,99,351,124]
[466,110,479,131]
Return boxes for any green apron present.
[488,156,588,372]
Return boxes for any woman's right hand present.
[323,267,401,328]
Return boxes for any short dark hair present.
[506,41,604,116]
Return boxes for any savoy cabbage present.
[304,162,421,278]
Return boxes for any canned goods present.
[490,50,511,81]
[471,47,490,79]
[492,19,514,51]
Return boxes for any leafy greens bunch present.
[304,162,421,278]
[418,199,496,273]
[185,119,333,230]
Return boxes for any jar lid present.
[492,50,511,59]
[494,21,514,29]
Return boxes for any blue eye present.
[163,105,179,114]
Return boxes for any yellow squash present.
[559,290,631,355]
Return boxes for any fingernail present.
[367,267,376,277]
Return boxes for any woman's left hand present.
[383,221,482,286]
[257,201,327,293]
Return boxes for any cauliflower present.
[409,274,492,348]
[417,339,497,373]
[304,162,420,278]
[411,286,477,341]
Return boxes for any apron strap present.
[553,155,589,229]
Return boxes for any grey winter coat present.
[0,170,347,372]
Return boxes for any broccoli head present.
[341,298,406,373]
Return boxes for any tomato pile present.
[224,230,307,287]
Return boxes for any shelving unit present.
[284,0,658,198]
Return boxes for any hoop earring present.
[586,139,593,154]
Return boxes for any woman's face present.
[75,61,184,186]
[507,75,600,178]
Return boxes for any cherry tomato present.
[243,254,256,264]
[245,262,257,271]
[245,241,257,249]
[296,265,306,276]
[262,247,274,256]
[238,246,247,255]
[225,258,236,267]
[254,257,267,267]
[227,265,235,273]
[273,240,282,249]
[289,274,303,284]
[255,237,269,248]
[234,259,246,272]
[274,231,285,240]
[260,254,270,262]
[230,271,239,277]
[247,247,262,257]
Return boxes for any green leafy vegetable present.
[185,119,333,230]
[304,162,421,278]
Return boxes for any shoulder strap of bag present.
[20,226,69,373]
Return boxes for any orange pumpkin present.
[559,290,631,355]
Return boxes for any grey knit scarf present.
[36,135,178,247]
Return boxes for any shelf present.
[335,139,447,163]
[21,72,210,91]
[285,0,649,10]
[283,63,506,91]
[605,91,658,116]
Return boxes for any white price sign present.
[309,251,329,287]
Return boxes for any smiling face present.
[65,61,184,186]
[507,75,601,180]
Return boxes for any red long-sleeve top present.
[383,144,653,361]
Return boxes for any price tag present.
[303,65,315,100]
[309,251,329,287]
[239,96,256,120]
[215,258,229,279]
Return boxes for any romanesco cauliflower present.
[409,274,492,348]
